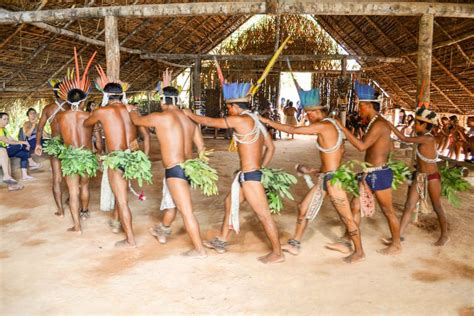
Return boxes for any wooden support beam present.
[104,16,120,81]
[141,53,405,63]
[416,14,434,106]
[1,1,473,24]
[193,57,202,111]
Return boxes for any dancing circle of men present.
[35,47,450,264]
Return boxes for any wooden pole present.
[193,57,202,113]
[1,2,473,24]
[105,16,120,81]
[416,14,434,107]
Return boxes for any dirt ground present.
[1,136,473,315]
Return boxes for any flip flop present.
[3,178,18,185]
[8,183,24,191]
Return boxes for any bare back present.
[153,108,197,167]
[87,102,138,152]
[364,119,392,166]
[56,111,93,149]
[38,101,69,139]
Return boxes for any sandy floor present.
[1,136,473,315]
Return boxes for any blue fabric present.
[165,164,189,182]
[322,172,335,191]
[363,167,393,191]
[223,82,251,101]
[7,144,29,169]
[355,81,377,101]
[239,170,263,183]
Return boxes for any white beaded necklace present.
[233,110,268,145]
[365,115,379,134]
[315,118,343,153]
[416,132,439,164]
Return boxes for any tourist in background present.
[283,100,297,139]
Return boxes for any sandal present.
[203,237,228,254]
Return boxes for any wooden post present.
[193,57,202,113]
[105,15,120,81]
[416,14,434,107]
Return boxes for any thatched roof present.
[1,1,473,114]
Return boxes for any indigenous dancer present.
[183,38,291,263]
[385,107,449,246]
[334,81,402,255]
[84,65,152,248]
[128,69,214,258]
[35,80,70,217]
[259,73,365,263]
[55,49,98,233]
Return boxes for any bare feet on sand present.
[343,252,366,264]
[181,249,207,259]
[377,244,401,255]
[382,236,405,245]
[282,244,300,256]
[433,236,450,247]
[258,252,285,264]
[115,239,137,248]
[325,242,352,254]
[54,211,64,218]
[67,226,82,234]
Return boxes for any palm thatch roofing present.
[0,0,473,114]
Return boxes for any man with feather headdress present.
[84,64,152,248]
[35,73,72,218]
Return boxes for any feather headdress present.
[94,64,129,106]
[58,48,97,110]
[415,106,438,125]
[355,81,382,103]
[287,59,322,110]
[155,68,180,106]
[216,36,290,104]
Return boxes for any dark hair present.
[441,117,449,121]
[162,86,179,105]
[370,101,380,112]
[26,108,36,116]
[104,82,124,101]
[85,101,95,112]
[449,115,458,122]
[234,102,249,110]
[67,89,86,104]
[406,115,414,124]
[0,112,8,119]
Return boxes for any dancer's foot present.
[325,242,352,254]
[282,239,301,256]
[203,237,227,254]
[149,223,171,244]
[381,236,405,245]
[67,226,82,234]
[258,252,285,264]
[115,239,137,248]
[181,249,207,259]
[54,211,64,218]
[433,236,450,247]
[377,244,401,255]
[343,251,366,264]
[79,209,90,220]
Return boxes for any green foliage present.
[440,163,471,208]
[330,161,359,197]
[59,146,99,178]
[261,168,298,214]
[102,150,153,187]
[387,156,411,190]
[181,150,219,196]
[43,136,65,158]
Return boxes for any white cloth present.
[229,171,242,233]
[160,178,176,210]
[100,166,115,211]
